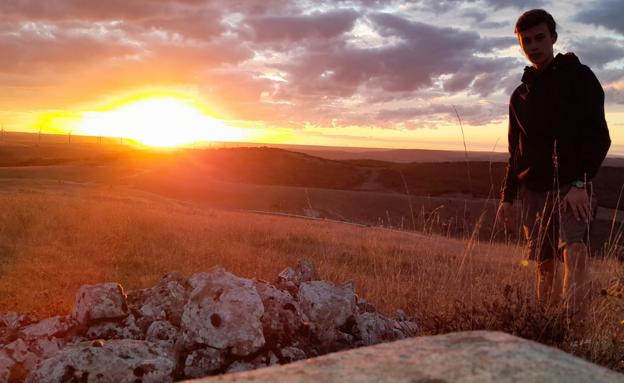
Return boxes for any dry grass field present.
[1,181,624,371]
[1,135,624,371]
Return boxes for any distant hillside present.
[1,135,623,209]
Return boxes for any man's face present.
[517,23,557,68]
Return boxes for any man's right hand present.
[496,201,515,231]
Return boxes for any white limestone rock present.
[30,337,66,360]
[353,312,398,346]
[128,272,189,328]
[274,260,320,296]
[392,319,419,339]
[298,280,356,342]
[183,347,226,378]
[86,314,143,340]
[145,321,178,350]
[0,350,14,383]
[72,283,128,325]
[26,339,175,383]
[0,312,36,330]
[255,281,304,344]
[181,267,265,356]
[2,338,39,379]
[20,315,78,339]
[280,346,307,363]
[225,361,257,374]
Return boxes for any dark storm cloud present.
[569,37,624,69]
[411,0,546,13]
[273,13,516,96]
[246,10,359,43]
[575,0,624,35]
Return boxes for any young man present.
[498,9,611,319]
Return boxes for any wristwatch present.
[572,180,585,189]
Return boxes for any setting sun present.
[77,96,246,147]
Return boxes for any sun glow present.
[77,96,246,147]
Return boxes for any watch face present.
[573,181,584,188]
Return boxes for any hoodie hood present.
[521,52,581,85]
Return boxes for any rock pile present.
[0,261,418,382]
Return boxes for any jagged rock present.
[2,338,39,381]
[252,351,279,367]
[394,309,407,321]
[392,319,419,339]
[145,321,178,349]
[298,280,356,342]
[129,272,189,328]
[0,312,37,330]
[3,339,30,365]
[353,312,398,346]
[30,337,66,360]
[181,267,265,356]
[0,328,17,348]
[26,340,175,383]
[86,315,142,340]
[274,260,320,296]
[126,288,151,312]
[255,281,304,344]
[20,315,78,339]
[0,350,14,383]
[294,260,320,283]
[355,298,376,314]
[280,346,306,363]
[4,262,425,381]
[226,361,257,374]
[72,283,128,325]
[183,347,226,378]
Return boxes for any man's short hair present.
[514,9,556,36]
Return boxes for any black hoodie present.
[501,52,611,203]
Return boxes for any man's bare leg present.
[563,242,589,321]
[536,259,561,308]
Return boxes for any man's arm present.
[501,103,521,203]
[573,66,611,182]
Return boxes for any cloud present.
[481,0,546,10]
[275,13,516,97]
[461,9,508,29]
[569,37,624,69]
[604,80,624,105]
[2,0,611,133]
[0,22,138,74]
[575,0,624,35]
[0,0,227,41]
[377,102,506,126]
[246,10,359,43]
[410,0,546,13]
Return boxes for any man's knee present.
[564,241,588,271]
[537,259,556,275]
[564,241,587,255]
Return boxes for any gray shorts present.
[519,184,597,263]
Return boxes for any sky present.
[1,0,623,153]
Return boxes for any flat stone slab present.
[188,331,624,383]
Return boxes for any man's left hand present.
[562,187,591,223]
